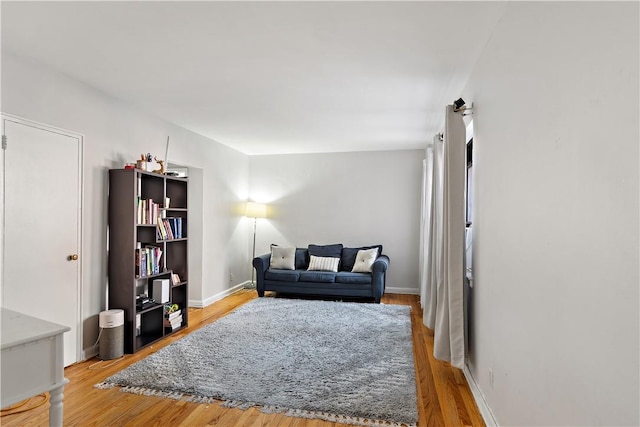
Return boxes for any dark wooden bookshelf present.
[108,168,188,354]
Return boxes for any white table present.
[1,308,70,427]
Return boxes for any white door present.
[1,115,82,366]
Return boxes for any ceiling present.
[1,1,507,155]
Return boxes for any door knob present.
[68,254,78,261]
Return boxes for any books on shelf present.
[137,198,159,225]
[164,304,182,330]
[156,217,184,240]
[171,273,181,285]
[164,316,182,330]
[156,218,168,240]
[135,245,163,277]
[166,309,182,320]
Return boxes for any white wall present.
[249,150,423,293]
[462,2,639,425]
[1,52,250,356]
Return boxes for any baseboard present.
[464,364,499,427]
[189,282,248,308]
[82,346,98,361]
[385,286,419,295]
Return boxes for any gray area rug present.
[97,297,418,427]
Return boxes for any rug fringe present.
[94,384,416,427]
[186,395,218,404]
[94,382,116,390]
[219,399,257,410]
[119,385,184,400]
[96,383,183,400]
[260,405,416,427]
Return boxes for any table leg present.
[49,384,65,427]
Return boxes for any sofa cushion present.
[341,245,383,271]
[351,248,380,273]
[299,271,336,283]
[269,246,295,270]
[265,269,301,282]
[308,244,343,258]
[308,255,340,272]
[335,272,373,284]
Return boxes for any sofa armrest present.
[372,254,389,274]
[371,254,390,303]
[252,253,271,296]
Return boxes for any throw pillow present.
[273,244,307,269]
[308,243,343,258]
[270,246,296,270]
[307,255,340,272]
[351,248,379,273]
[341,245,383,271]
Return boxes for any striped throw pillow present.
[307,255,340,272]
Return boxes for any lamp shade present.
[245,201,268,219]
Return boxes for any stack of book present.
[164,304,182,331]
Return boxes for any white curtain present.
[420,105,466,369]
[418,145,434,310]
[420,135,442,328]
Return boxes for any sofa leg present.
[257,290,265,297]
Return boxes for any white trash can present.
[99,309,124,360]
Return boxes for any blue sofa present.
[252,244,390,303]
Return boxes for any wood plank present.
[410,301,446,427]
[0,290,484,427]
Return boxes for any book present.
[168,217,177,239]
[140,250,147,277]
[146,248,152,276]
[136,198,142,224]
[135,248,141,276]
[164,315,182,324]
[163,315,182,329]
[157,219,167,240]
[165,218,175,239]
[166,309,182,320]
[136,313,141,336]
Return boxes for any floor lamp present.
[245,201,268,288]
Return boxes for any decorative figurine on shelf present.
[152,156,166,174]
[136,153,153,171]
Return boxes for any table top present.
[1,308,70,349]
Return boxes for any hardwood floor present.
[1,291,484,426]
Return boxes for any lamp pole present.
[251,216,257,287]
[246,201,267,290]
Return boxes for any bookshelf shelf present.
[108,168,189,354]
[172,281,188,288]
[136,303,164,315]
[135,271,171,280]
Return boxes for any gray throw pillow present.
[270,246,296,270]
